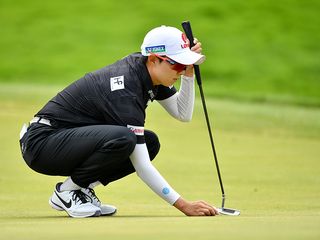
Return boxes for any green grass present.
[1,0,320,106]
[1,1,320,237]
[1,84,319,239]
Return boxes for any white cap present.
[141,25,205,65]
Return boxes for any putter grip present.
[182,21,196,48]
[181,21,202,85]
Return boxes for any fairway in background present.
[0,85,319,239]
[1,0,320,238]
[0,0,319,106]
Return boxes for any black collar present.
[130,53,158,101]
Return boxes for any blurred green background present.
[1,1,320,239]
[1,0,319,105]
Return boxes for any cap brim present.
[168,50,206,65]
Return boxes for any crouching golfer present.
[19,25,219,217]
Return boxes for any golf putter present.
[182,21,240,216]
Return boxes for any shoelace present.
[71,190,89,204]
[86,188,101,203]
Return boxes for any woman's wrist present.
[184,65,194,77]
[173,197,188,212]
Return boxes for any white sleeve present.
[157,75,195,122]
[129,143,180,205]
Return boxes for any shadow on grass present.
[0,215,70,220]
[113,215,185,218]
[1,214,185,220]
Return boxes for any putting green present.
[0,84,319,239]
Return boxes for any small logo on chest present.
[110,75,125,91]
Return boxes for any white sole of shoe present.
[101,209,117,216]
[99,205,117,216]
[49,196,116,217]
[49,198,101,218]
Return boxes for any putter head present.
[217,207,240,216]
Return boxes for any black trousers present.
[20,123,160,188]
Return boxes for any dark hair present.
[141,55,148,63]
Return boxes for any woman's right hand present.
[173,197,219,216]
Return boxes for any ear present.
[148,54,158,64]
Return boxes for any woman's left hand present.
[190,38,202,54]
[184,38,203,77]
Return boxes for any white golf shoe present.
[81,188,117,216]
[49,183,101,218]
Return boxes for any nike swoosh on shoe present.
[55,191,72,208]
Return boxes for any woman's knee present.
[145,130,160,161]
[100,127,137,156]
